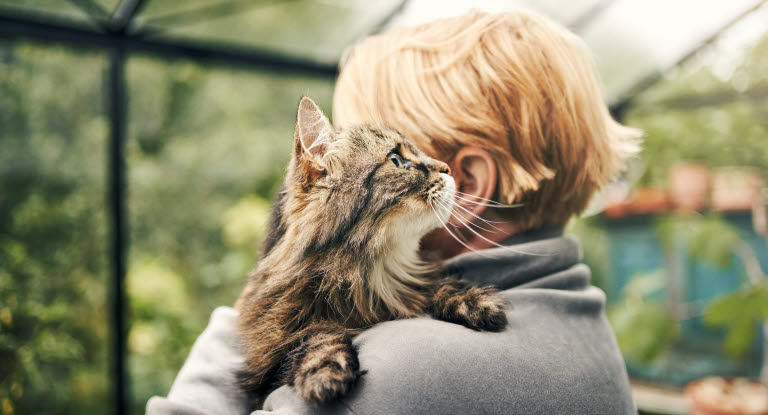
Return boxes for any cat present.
[236,97,509,407]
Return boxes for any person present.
[147,9,640,415]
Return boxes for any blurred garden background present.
[1,1,767,414]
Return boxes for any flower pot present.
[684,377,768,415]
[669,163,710,211]
[628,187,670,215]
[603,187,670,218]
[711,167,763,212]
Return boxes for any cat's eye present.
[389,153,404,168]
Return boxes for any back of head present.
[333,9,640,231]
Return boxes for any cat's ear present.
[294,96,334,175]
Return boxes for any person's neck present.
[457,219,519,253]
[421,219,569,260]
[420,220,519,260]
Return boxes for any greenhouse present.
[1,1,768,414]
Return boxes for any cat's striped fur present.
[237,97,508,407]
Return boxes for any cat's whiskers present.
[432,199,550,257]
[437,192,510,230]
[450,196,516,222]
[433,199,497,234]
[439,197,506,232]
[452,194,522,211]
[444,216,475,244]
[428,195,452,224]
[429,204,488,255]
[453,191,524,208]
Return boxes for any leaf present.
[705,282,768,358]
[723,317,756,359]
[704,291,744,326]
[608,301,679,362]
[622,270,666,300]
[686,215,742,267]
[655,213,744,268]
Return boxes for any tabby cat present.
[237,97,508,407]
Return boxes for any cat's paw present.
[294,360,361,405]
[432,284,509,332]
[291,335,362,405]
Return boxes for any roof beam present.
[0,10,338,77]
[111,0,149,32]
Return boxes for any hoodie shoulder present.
[263,288,634,415]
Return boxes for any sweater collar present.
[440,227,583,290]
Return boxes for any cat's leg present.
[237,293,301,407]
[429,277,508,332]
[237,323,294,407]
[285,324,361,405]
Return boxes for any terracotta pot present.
[711,167,763,211]
[685,377,768,415]
[602,187,670,218]
[604,202,629,218]
[628,187,670,215]
[669,163,710,211]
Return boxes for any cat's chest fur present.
[253,222,434,329]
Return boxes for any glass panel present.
[0,40,110,414]
[94,0,121,13]
[523,0,605,28]
[0,0,112,27]
[390,0,604,29]
[125,55,334,412]
[579,0,766,103]
[135,0,403,64]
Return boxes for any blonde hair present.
[333,9,641,230]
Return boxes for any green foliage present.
[222,196,272,253]
[608,271,680,362]
[568,217,612,293]
[654,212,768,359]
[626,32,768,187]
[123,57,333,412]
[0,39,333,415]
[0,43,110,415]
[655,213,743,267]
[704,282,768,358]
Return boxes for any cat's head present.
[282,97,456,255]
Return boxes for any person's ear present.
[292,96,333,184]
[448,147,497,224]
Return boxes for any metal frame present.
[108,46,128,415]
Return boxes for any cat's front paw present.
[291,333,362,405]
[295,362,360,405]
[432,281,509,332]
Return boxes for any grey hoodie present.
[146,232,636,414]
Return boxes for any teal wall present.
[602,212,766,386]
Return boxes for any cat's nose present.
[437,162,451,175]
[426,159,451,175]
